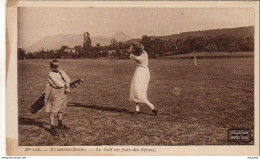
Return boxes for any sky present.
[18,7,255,48]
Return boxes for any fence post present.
[194,56,197,66]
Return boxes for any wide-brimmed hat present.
[137,43,144,50]
[131,43,144,56]
[50,59,60,68]
[132,43,144,51]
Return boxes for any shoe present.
[57,123,69,129]
[132,111,140,116]
[50,126,59,136]
[152,109,157,116]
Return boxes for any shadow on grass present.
[67,103,153,116]
[18,116,52,134]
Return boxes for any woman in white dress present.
[129,43,157,116]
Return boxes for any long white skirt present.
[129,66,150,104]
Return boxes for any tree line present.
[140,34,254,58]
[18,32,254,60]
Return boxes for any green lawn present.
[18,55,254,146]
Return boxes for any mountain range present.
[128,26,254,43]
[24,26,254,52]
[154,26,254,40]
[25,31,132,52]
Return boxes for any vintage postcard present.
[6,0,259,156]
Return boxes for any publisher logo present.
[228,129,251,142]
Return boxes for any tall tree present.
[83,32,92,58]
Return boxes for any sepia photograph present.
[6,1,259,156]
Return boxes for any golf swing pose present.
[129,43,157,116]
[45,59,71,135]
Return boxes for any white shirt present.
[130,51,148,68]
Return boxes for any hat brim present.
[50,62,60,67]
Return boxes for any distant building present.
[65,48,76,54]
[107,50,116,57]
[32,52,38,56]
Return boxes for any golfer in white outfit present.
[129,43,157,116]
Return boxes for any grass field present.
[18,52,254,146]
